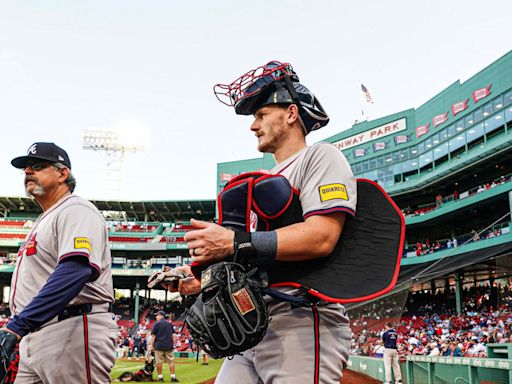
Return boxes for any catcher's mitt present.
[185,262,269,358]
[0,330,19,384]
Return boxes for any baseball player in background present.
[0,142,117,383]
[181,61,355,383]
[382,322,402,384]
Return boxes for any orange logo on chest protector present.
[18,233,37,257]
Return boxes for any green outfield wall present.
[348,346,512,384]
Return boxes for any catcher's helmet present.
[214,61,329,134]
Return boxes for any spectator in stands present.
[428,342,440,356]
[372,340,385,358]
[444,341,462,356]
[466,336,487,357]
[407,334,419,350]
[150,310,178,382]
[435,194,442,208]
[416,242,422,257]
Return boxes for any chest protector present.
[217,172,405,304]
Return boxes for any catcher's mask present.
[214,60,329,134]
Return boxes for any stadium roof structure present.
[0,196,216,222]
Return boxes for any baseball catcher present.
[149,60,404,383]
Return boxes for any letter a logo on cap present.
[28,144,37,154]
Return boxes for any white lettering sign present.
[332,118,406,151]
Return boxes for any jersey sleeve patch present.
[318,183,349,202]
[74,237,91,253]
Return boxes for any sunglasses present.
[24,162,53,171]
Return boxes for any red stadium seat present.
[0,220,26,228]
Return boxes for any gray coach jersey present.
[10,194,114,315]
[270,142,357,218]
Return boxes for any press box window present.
[439,128,449,143]
[485,112,505,135]
[482,102,492,118]
[493,95,503,111]
[464,113,474,127]
[466,122,485,144]
[454,120,464,134]
[504,90,512,106]
[474,108,483,124]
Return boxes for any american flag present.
[361,83,374,104]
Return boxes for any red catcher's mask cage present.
[214,61,298,108]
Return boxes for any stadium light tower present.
[82,125,147,199]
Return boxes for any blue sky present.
[0,1,510,201]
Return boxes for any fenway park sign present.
[333,118,406,151]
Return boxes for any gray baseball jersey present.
[270,142,357,218]
[10,194,114,316]
[10,194,116,384]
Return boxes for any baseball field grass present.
[111,358,222,383]
[110,358,380,383]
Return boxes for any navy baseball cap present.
[11,142,72,169]
[155,310,166,317]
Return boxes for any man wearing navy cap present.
[382,322,402,384]
[150,310,178,382]
[0,142,116,383]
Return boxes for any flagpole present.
[360,82,374,121]
[358,80,366,122]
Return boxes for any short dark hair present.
[386,322,393,328]
[155,310,166,317]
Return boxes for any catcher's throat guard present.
[217,172,405,304]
